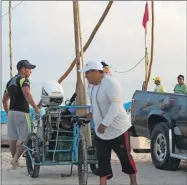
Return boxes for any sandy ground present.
[1,124,7,141]
[1,148,187,185]
[1,124,187,185]
[1,123,187,185]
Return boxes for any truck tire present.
[151,122,180,170]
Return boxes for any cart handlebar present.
[71,116,91,125]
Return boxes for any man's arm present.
[2,89,9,115]
[20,78,39,113]
[184,85,187,94]
[173,84,177,93]
[86,84,93,118]
[101,78,122,127]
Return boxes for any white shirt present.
[89,75,131,140]
[87,73,112,103]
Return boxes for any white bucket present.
[130,136,150,149]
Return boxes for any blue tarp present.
[0,111,7,124]
[123,101,132,111]
[1,108,35,124]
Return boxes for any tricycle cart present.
[24,104,98,185]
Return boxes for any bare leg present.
[9,140,17,158]
[11,141,25,169]
[129,174,138,185]
[100,176,107,185]
[16,161,24,168]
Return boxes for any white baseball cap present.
[79,60,103,72]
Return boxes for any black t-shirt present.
[5,75,30,113]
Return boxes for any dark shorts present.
[95,131,138,178]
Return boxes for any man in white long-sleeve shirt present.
[87,61,112,102]
[79,61,138,185]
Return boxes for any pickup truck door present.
[175,96,187,137]
[132,91,169,138]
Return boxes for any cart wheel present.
[25,133,41,178]
[78,134,88,185]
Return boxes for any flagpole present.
[142,1,149,91]
[145,27,149,91]
[145,0,154,90]
[145,27,148,86]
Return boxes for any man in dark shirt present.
[2,60,39,170]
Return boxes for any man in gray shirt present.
[79,61,138,185]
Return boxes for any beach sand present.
[1,123,187,185]
[1,145,187,185]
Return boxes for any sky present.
[1,1,187,101]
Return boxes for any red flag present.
[142,2,149,29]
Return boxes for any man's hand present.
[86,113,92,119]
[35,112,41,121]
[34,107,40,114]
[37,100,43,108]
[97,124,107,134]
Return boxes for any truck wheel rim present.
[154,133,167,162]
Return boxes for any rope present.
[52,110,61,162]
[115,56,145,73]
[2,1,23,18]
